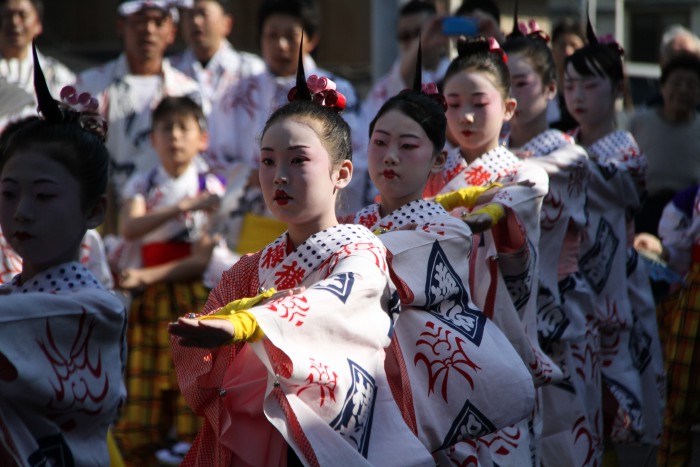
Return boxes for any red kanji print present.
[261,242,286,269]
[421,223,445,236]
[463,166,492,186]
[319,242,387,276]
[274,260,306,289]
[265,295,310,326]
[295,358,338,407]
[415,321,481,401]
[378,221,394,231]
[358,212,378,230]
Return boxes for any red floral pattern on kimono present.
[352,200,535,455]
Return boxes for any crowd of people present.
[0,0,698,466]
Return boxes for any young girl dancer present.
[169,50,434,466]
[503,16,602,465]
[349,52,535,459]
[424,35,555,466]
[563,18,664,451]
[0,44,126,465]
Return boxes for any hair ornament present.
[517,19,550,43]
[287,34,346,112]
[402,39,447,111]
[488,36,508,63]
[585,5,624,56]
[33,41,108,142]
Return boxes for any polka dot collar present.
[7,261,104,295]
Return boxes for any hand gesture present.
[462,212,494,233]
[168,317,235,348]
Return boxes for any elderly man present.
[0,0,74,130]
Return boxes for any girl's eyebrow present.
[511,73,529,80]
[374,129,420,139]
[288,145,310,150]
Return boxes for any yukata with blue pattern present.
[172,223,435,466]
[508,128,603,466]
[571,128,664,446]
[350,199,535,462]
[424,144,557,466]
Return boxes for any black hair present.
[369,91,446,154]
[0,119,110,212]
[455,0,500,25]
[504,25,556,86]
[552,17,585,45]
[262,100,352,166]
[152,95,207,131]
[444,36,511,99]
[258,0,320,40]
[564,12,624,86]
[0,42,110,213]
[399,0,436,18]
[0,0,43,21]
[660,53,700,85]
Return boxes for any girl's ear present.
[431,150,448,174]
[503,97,517,121]
[86,195,107,230]
[333,160,353,190]
[544,79,557,101]
[199,130,210,153]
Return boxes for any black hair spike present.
[32,40,62,122]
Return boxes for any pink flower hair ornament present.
[488,37,508,63]
[288,74,346,111]
[516,19,550,43]
[286,34,346,113]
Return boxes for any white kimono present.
[171,40,265,119]
[576,129,664,444]
[510,129,603,465]
[172,224,434,466]
[206,56,369,214]
[0,48,75,132]
[73,54,201,196]
[425,145,556,466]
[0,262,126,466]
[352,200,535,454]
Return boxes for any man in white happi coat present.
[206,0,367,214]
[0,0,75,132]
[73,0,200,232]
[172,0,264,118]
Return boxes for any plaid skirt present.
[657,264,700,467]
[113,280,209,466]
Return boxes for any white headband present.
[117,1,180,23]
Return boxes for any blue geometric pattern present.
[439,400,497,449]
[329,360,377,457]
[316,272,355,304]
[579,218,619,294]
[536,285,570,353]
[423,241,486,346]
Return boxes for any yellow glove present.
[199,288,277,342]
[463,203,505,225]
[434,183,503,211]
